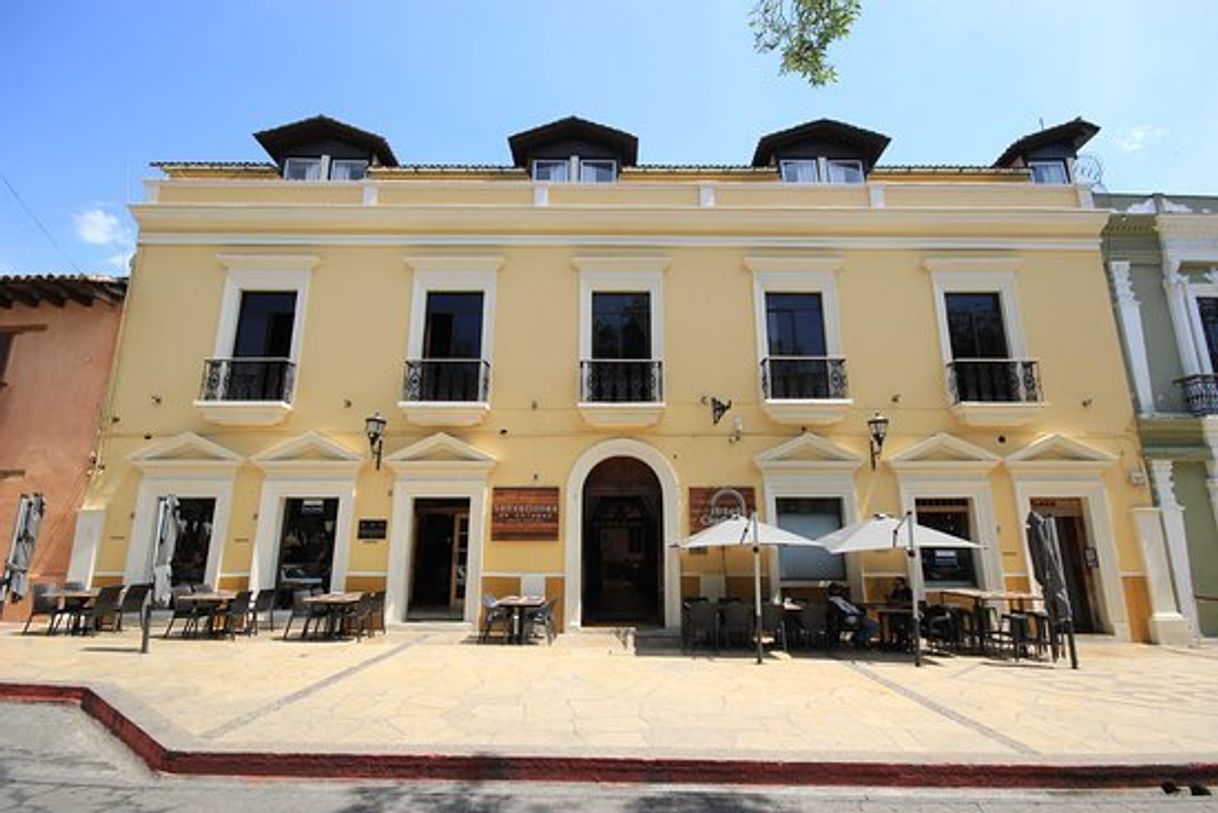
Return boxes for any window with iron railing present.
[404,291,489,403]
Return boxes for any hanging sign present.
[492,487,560,541]
[688,486,756,531]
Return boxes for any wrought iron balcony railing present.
[199,357,295,402]
[403,359,490,403]
[580,359,663,403]
[1175,374,1218,416]
[760,356,848,400]
[946,358,1041,404]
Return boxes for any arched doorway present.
[581,456,663,626]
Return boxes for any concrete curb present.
[3,681,1216,789]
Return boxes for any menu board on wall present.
[491,487,560,541]
[688,486,756,531]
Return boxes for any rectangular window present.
[826,159,865,184]
[914,498,977,586]
[1197,297,1218,371]
[283,158,323,181]
[163,497,216,587]
[592,292,651,359]
[1029,160,1069,185]
[945,293,1009,359]
[579,159,617,183]
[423,292,484,360]
[233,291,297,358]
[779,159,818,183]
[278,497,338,593]
[329,159,368,181]
[765,292,826,357]
[776,497,846,581]
[0,331,12,384]
[532,160,569,182]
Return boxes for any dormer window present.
[1028,160,1069,185]
[826,159,864,184]
[532,160,570,182]
[329,159,368,181]
[780,160,819,183]
[283,157,323,181]
[579,159,616,183]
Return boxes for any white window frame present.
[746,257,845,397]
[826,159,865,184]
[531,159,570,182]
[328,158,368,181]
[212,255,316,367]
[404,257,502,399]
[1184,281,1218,375]
[1028,160,1070,185]
[283,157,324,181]
[578,158,617,183]
[925,260,1028,371]
[779,159,819,183]
[575,258,667,369]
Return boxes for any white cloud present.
[1112,125,1167,153]
[106,251,133,272]
[73,207,131,246]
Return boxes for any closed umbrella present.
[1026,510,1078,669]
[675,491,827,664]
[2,494,45,602]
[152,496,181,607]
[814,513,978,666]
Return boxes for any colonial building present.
[68,114,1181,641]
[1,275,126,619]
[1099,192,1218,637]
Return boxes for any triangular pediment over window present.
[755,432,862,473]
[385,432,496,479]
[889,433,1000,472]
[1007,434,1115,475]
[129,432,243,474]
[252,431,363,475]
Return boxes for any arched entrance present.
[581,457,663,626]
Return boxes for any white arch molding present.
[564,438,682,631]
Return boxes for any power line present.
[0,170,85,275]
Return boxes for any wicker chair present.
[719,602,754,648]
[115,583,151,633]
[76,585,124,633]
[479,594,511,643]
[22,583,66,635]
[682,599,718,653]
[248,588,276,635]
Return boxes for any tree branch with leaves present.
[751,0,861,87]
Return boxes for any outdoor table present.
[302,592,363,639]
[495,595,546,644]
[864,603,914,649]
[60,589,97,635]
[932,589,1042,656]
[176,591,236,637]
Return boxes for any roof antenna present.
[1038,116,1045,130]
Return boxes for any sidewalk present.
[0,623,1215,781]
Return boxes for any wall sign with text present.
[688,486,756,531]
[492,487,560,541]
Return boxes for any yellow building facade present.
[68,115,1189,642]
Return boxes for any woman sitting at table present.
[826,583,879,649]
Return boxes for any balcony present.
[193,357,295,426]
[759,356,852,425]
[578,359,664,428]
[1175,374,1218,417]
[397,359,491,427]
[946,358,1044,427]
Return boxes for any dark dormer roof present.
[752,119,890,171]
[253,115,399,168]
[508,116,639,167]
[994,117,1099,168]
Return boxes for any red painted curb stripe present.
[2,681,1215,789]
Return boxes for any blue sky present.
[1,0,1215,276]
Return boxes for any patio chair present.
[76,585,124,633]
[22,583,66,635]
[163,584,196,637]
[682,599,718,653]
[525,600,556,645]
[796,602,828,649]
[219,590,253,639]
[922,603,962,651]
[283,589,325,639]
[342,593,377,640]
[761,602,788,652]
[366,590,386,635]
[114,583,151,633]
[479,594,511,643]
[248,588,276,635]
[720,601,754,648]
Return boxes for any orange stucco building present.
[0,275,126,620]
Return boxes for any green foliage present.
[750,0,861,87]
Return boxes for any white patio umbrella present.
[152,496,181,607]
[2,494,45,603]
[814,512,979,666]
[675,490,828,664]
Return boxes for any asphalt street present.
[0,703,1213,812]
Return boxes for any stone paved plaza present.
[0,622,1215,766]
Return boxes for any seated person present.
[888,577,913,605]
[826,583,879,649]
[886,577,914,648]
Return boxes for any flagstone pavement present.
[0,622,1215,764]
